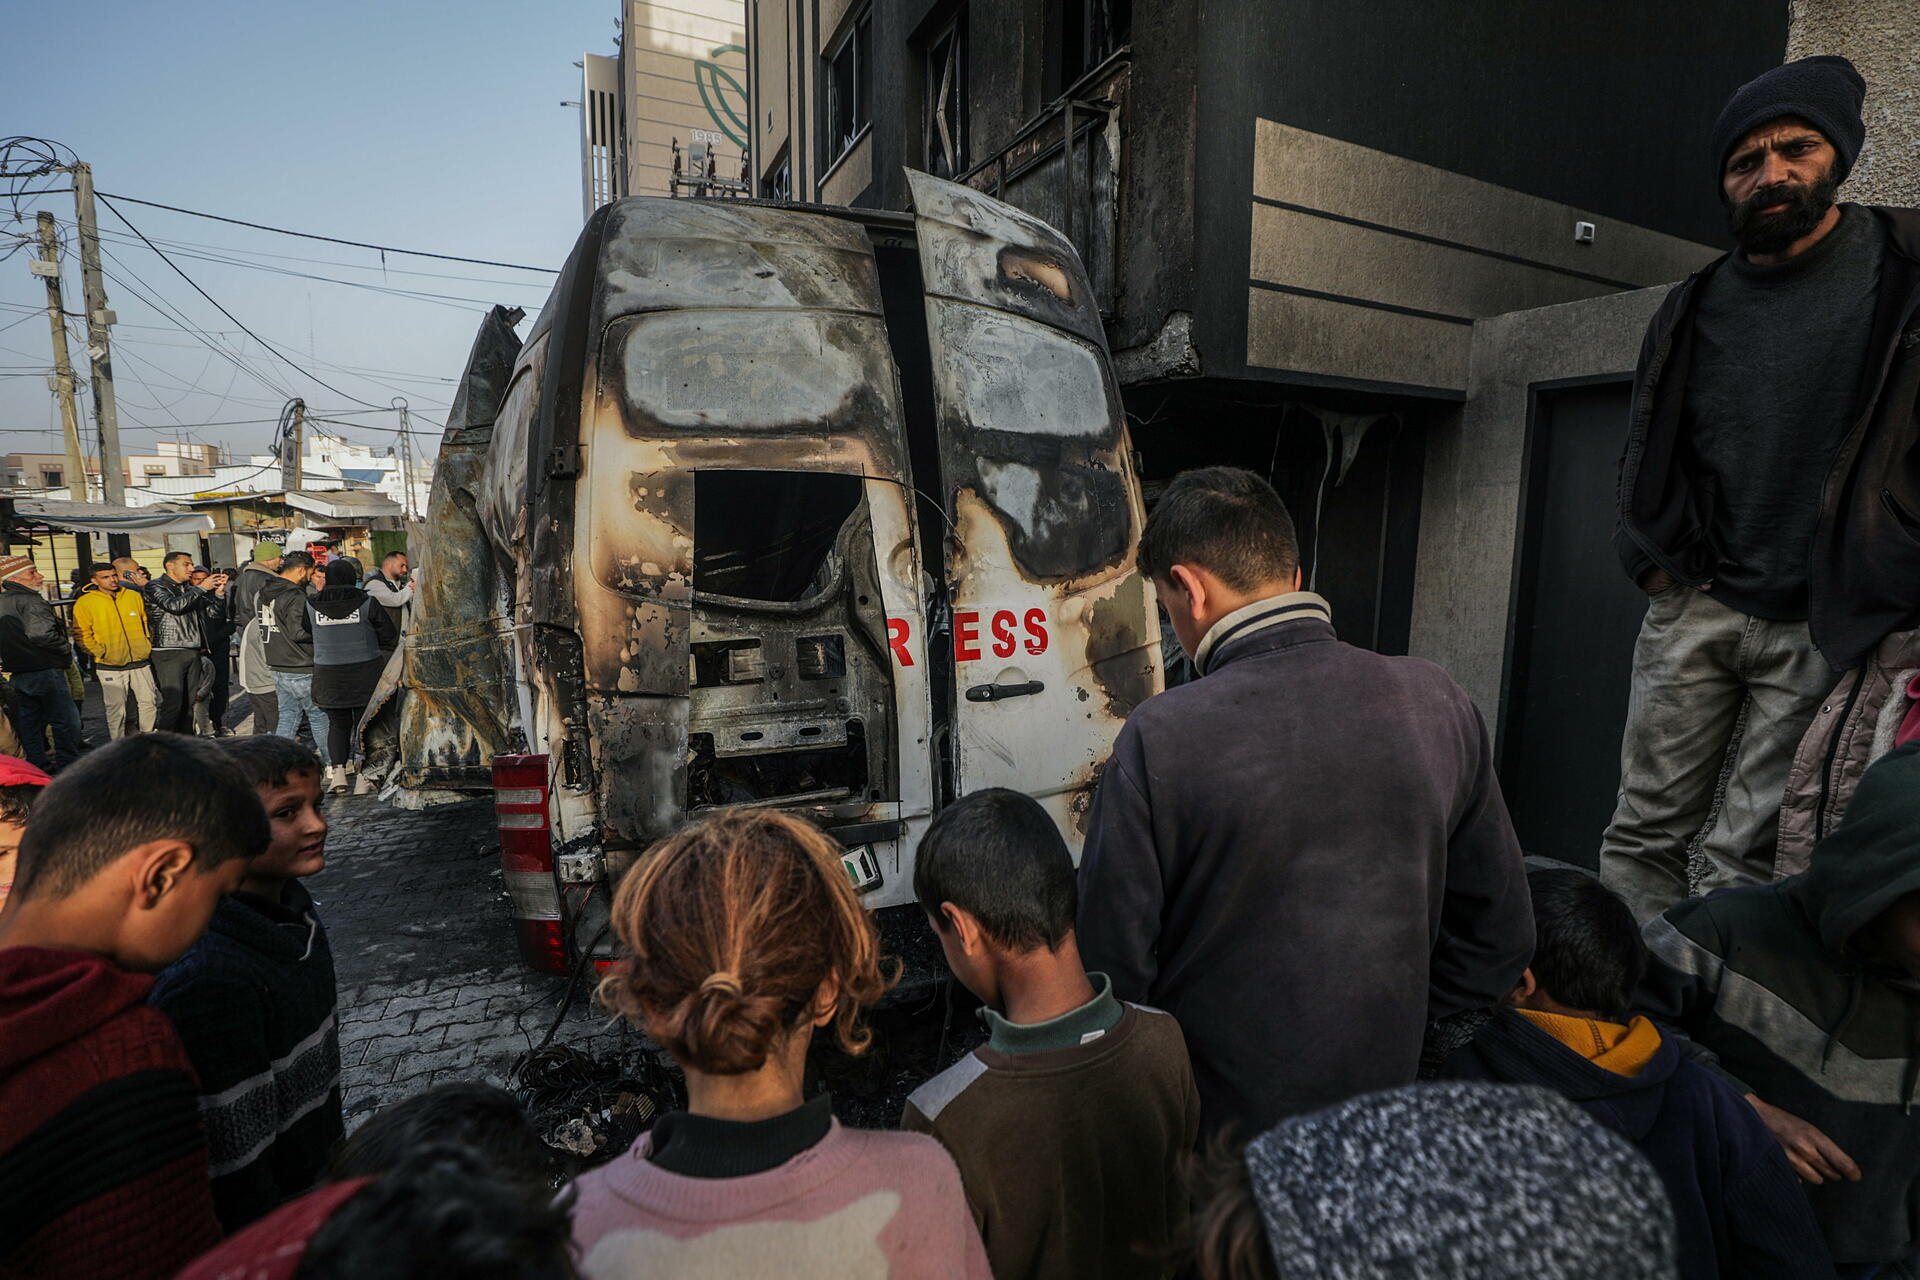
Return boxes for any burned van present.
[371,171,1160,975]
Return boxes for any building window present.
[762,146,793,199]
[924,11,969,180]
[823,8,872,170]
[40,469,62,489]
[144,465,166,476]
[1058,0,1130,88]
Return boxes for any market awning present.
[285,490,404,522]
[11,498,215,537]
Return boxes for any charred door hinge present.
[546,444,583,479]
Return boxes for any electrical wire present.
[94,252,298,404]
[96,192,559,274]
[85,229,543,311]
[68,219,555,289]
[93,225,457,411]
[98,194,388,409]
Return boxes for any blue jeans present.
[12,667,82,772]
[271,670,318,740]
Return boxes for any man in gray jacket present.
[1078,468,1534,1137]
[230,544,283,734]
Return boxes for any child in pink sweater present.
[570,808,991,1279]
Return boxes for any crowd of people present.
[0,541,413,789]
[0,53,1917,1280]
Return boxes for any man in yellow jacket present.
[72,561,157,738]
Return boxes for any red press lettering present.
[1023,608,1049,655]
[953,610,982,662]
[887,617,915,666]
[990,610,1017,658]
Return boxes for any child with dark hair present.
[0,753,51,907]
[572,807,989,1279]
[0,733,270,1280]
[904,787,1199,1280]
[1445,869,1832,1279]
[177,1144,579,1280]
[327,1082,564,1198]
[149,733,344,1230]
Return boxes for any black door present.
[1500,381,1647,869]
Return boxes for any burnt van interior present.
[688,469,894,811]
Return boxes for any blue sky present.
[0,0,614,463]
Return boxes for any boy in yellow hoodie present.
[72,562,157,739]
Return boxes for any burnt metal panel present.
[363,305,527,792]
[907,169,1160,845]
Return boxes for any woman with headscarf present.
[307,559,397,792]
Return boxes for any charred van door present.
[906,171,1160,849]
[576,200,933,905]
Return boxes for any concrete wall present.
[817,130,872,206]
[1243,121,1719,396]
[1788,0,1920,206]
[1408,286,1670,718]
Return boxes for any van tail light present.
[492,754,569,976]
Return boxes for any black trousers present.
[247,687,278,736]
[323,705,364,766]
[150,648,199,734]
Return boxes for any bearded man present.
[1603,55,1920,923]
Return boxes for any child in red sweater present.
[0,733,271,1280]
[570,808,990,1279]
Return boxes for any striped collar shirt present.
[1192,591,1333,676]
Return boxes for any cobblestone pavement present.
[308,792,636,1125]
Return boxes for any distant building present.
[580,0,750,216]
[121,430,430,517]
[2,441,225,497]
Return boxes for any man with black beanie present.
[1605,55,1920,927]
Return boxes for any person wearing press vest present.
[306,560,396,792]
[1603,56,1920,923]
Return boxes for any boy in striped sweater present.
[150,734,343,1230]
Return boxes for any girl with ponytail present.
[570,808,990,1279]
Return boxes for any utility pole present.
[281,398,306,493]
[31,213,89,502]
[392,397,415,520]
[68,164,125,504]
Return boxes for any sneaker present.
[325,765,349,793]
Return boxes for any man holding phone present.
[146,551,228,734]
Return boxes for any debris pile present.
[511,1043,685,1168]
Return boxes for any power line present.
[95,249,298,404]
[98,194,387,409]
[97,192,560,274]
[84,226,545,311]
[70,219,555,290]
